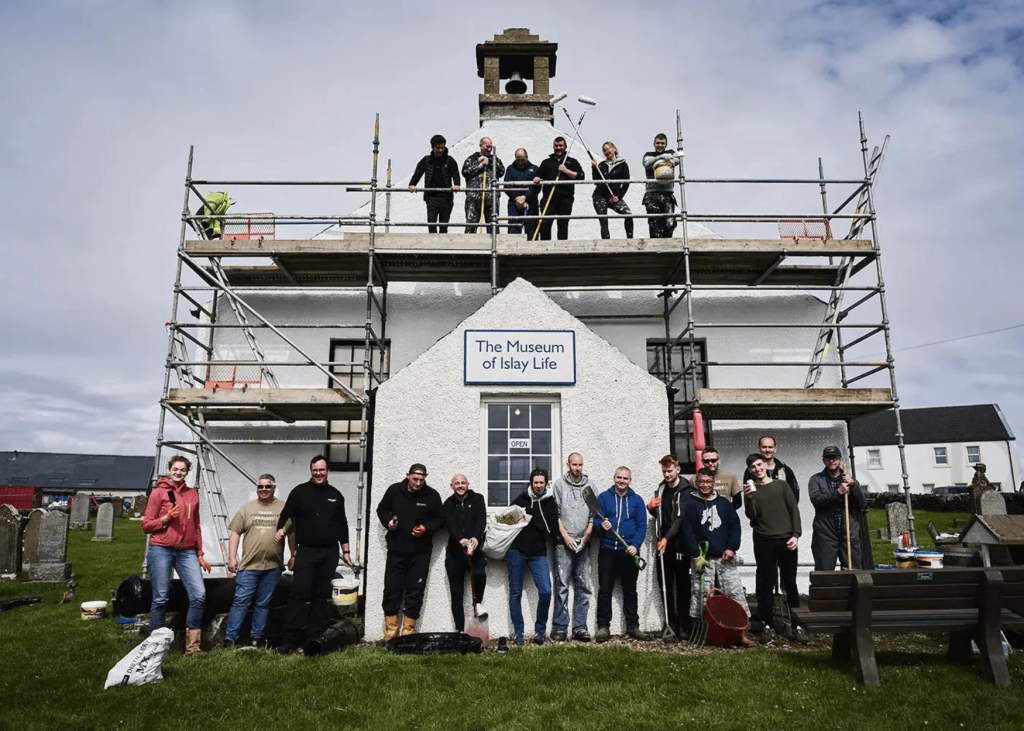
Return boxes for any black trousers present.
[426,196,453,234]
[465,194,498,234]
[382,550,431,619]
[597,547,640,630]
[538,196,573,240]
[444,549,487,632]
[283,544,338,646]
[753,535,800,627]
[655,545,692,633]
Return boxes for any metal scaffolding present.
[151,108,916,586]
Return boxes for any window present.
[955,483,968,487]
[9,476,27,484]
[326,339,390,470]
[922,483,935,493]
[887,484,900,494]
[867,449,882,469]
[78,478,97,486]
[933,447,948,466]
[966,446,981,464]
[481,398,560,508]
[47,477,64,485]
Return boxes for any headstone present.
[29,510,72,582]
[22,508,45,571]
[70,492,92,531]
[0,505,22,580]
[885,502,909,545]
[93,503,115,541]
[979,491,1007,516]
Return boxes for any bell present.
[504,71,528,95]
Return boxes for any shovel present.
[464,547,489,649]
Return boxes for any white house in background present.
[850,404,1020,494]
[176,28,899,639]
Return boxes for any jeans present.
[444,550,487,632]
[148,545,206,630]
[552,542,591,634]
[225,568,282,641]
[506,548,551,641]
[597,547,639,630]
[753,535,800,628]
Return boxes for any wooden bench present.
[792,567,1024,687]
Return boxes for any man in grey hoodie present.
[550,452,595,642]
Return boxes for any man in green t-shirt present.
[223,474,295,648]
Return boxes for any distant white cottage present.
[161,28,906,639]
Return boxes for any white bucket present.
[915,550,944,569]
[81,600,107,620]
[332,571,358,607]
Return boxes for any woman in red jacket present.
[143,455,211,655]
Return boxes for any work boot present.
[627,628,653,641]
[793,626,809,645]
[572,629,592,643]
[738,632,755,648]
[761,626,777,645]
[595,626,610,643]
[400,615,417,637]
[185,629,202,656]
[550,631,568,643]
[383,614,400,641]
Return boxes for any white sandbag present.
[482,506,528,560]
[104,627,175,689]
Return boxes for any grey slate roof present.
[850,404,1015,447]
[0,451,153,490]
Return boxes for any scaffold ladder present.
[804,141,887,388]
[208,256,280,389]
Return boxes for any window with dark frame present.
[326,339,390,471]
[485,402,556,508]
[933,447,948,466]
[966,445,981,464]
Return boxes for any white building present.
[851,404,1020,494]
[162,29,902,639]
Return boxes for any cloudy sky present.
[1,0,1022,459]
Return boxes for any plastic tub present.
[81,601,107,620]
[331,572,358,607]
[894,550,917,569]
[915,550,944,569]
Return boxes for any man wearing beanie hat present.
[408,135,461,233]
[376,463,444,639]
[808,446,867,570]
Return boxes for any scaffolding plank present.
[166,388,362,421]
[192,236,875,288]
[678,387,893,421]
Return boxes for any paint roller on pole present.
[556,98,622,203]
[530,94,594,241]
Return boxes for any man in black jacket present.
[376,463,445,639]
[274,455,351,654]
[650,454,693,640]
[741,435,800,502]
[408,134,461,234]
[532,136,585,241]
[443,473,487,632]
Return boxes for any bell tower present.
[476,28,558,124]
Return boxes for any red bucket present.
[703,588,750,647]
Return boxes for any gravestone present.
[29,510,72,582]
[93,503,115,541]
[69,493,92,531]
[885,502,909,545]
[979,491,1007,516]
[22,508,45,571]
[0,505,21,580]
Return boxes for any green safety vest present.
[198,191,234,238]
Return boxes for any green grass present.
[867,507,970,565]
[1,517,1021,730]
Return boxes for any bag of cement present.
[104,628,175,689]
[483,506,528,560]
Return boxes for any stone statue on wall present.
[970,463,994,514]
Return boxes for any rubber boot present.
[400,615,417,637]
[185,628,203,656]
[383,615,400,641]
[738,631,755,648]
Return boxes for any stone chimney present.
[476,28,558,125]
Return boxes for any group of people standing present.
[408,133,681,241]
[142,437,868,654]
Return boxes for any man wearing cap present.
[274,455,352,655]
[376,463,445,639]
[809,446,867,571]
[223,473,296,649]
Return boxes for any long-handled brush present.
[582,485,646,570]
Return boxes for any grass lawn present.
[1,517,1021,731]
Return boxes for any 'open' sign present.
[509,438,531,450]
